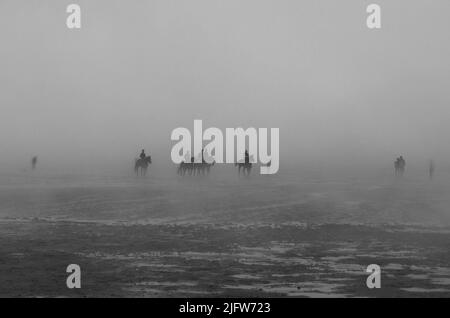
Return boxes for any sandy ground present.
[1,171,450,297]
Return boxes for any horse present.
[235,162,252,176]
[177,161,192,176]
[178,161,215,176]
[235,154,254,176]
[135,156,152,176]
[194,161,215,175]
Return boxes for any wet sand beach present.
[1,172,450,297]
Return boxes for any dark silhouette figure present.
[236,150,252,176]
[135,149,151,176]
[140,149,146,160]
[177,161,189,176]
[395,156,406,177]
[135,156,152,176]
[177,153,215,176]
[429,160,435,180]
[177,156,195,176]
[195,161,215,175]
[31,156,38,170]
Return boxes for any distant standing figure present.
[140,149,146,160]
[398,156,406,176]
[429,160,435,180]
[31,156,38,170]
[394,156,406,177]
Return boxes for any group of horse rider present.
[177,149,216,176]
[176,149,251,176]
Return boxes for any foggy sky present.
[1,0,449,173]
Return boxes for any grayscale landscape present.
[1,0,450,297]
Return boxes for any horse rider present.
[140,149,146,160]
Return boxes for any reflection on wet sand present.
[1,219,450,297]
[1,174,450,297]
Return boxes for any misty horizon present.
[2,0,450,300]
[1,0,450,176]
